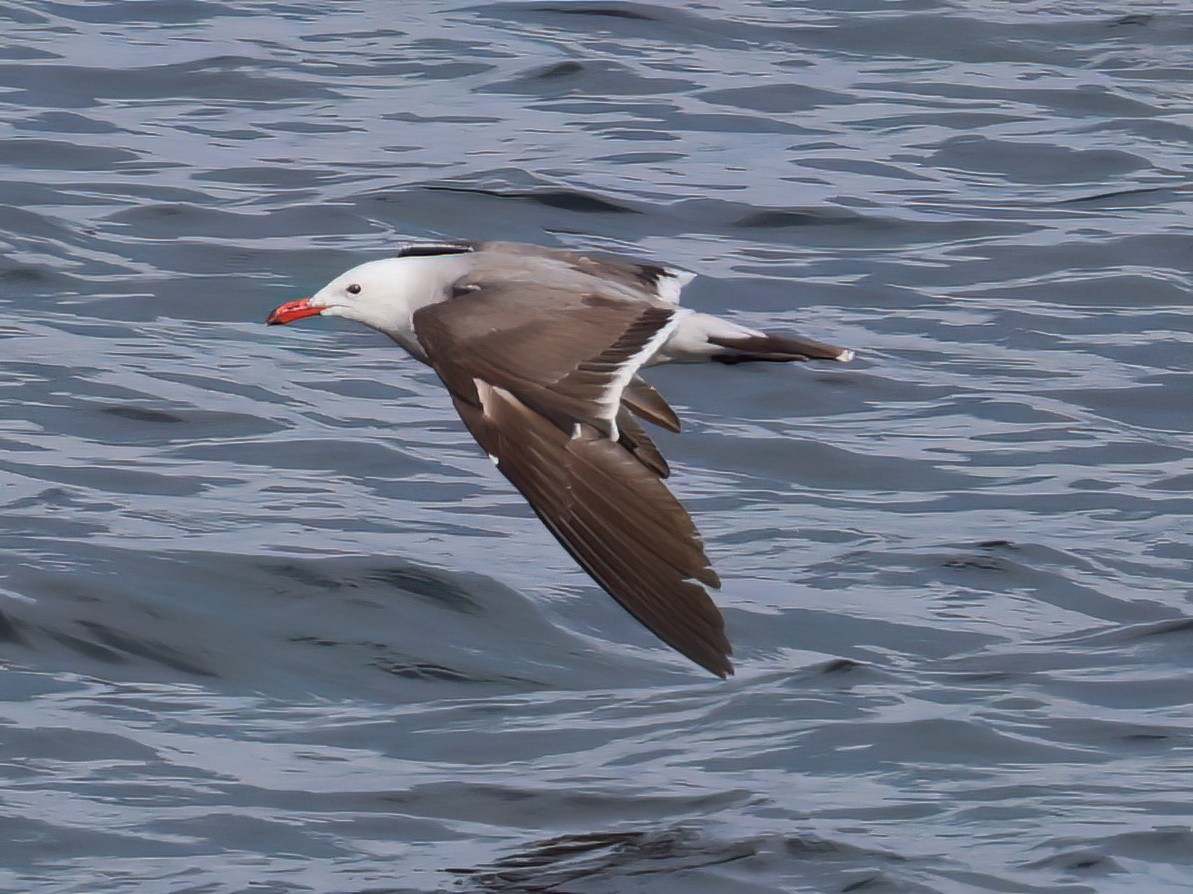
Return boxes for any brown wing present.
[449,382,730,677]
[414,279,673,438]
[412,285,732,677]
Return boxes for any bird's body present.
[268,240,852,677]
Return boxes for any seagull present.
[267,240,853,677]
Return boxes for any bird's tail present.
[707,331,854,364]
[658,312,854,365]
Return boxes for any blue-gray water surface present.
[2,2,1192,892]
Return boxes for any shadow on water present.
[3,0,1193,891]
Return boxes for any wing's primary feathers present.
[412,279,732,676]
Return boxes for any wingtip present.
[704,654,734,679]
[693,639,733,679]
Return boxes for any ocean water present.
[2,2,1192,892]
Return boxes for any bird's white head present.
[267,258,422,336]
[267,250,472,345]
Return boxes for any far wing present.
[474,240,685,302]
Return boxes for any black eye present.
[346,283,361,295]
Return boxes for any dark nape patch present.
[101,405,186,424]
[394,242,474,258]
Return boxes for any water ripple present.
[2,1,1192,892]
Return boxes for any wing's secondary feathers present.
[414,279,676,438]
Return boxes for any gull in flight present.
[268,240,853,677]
